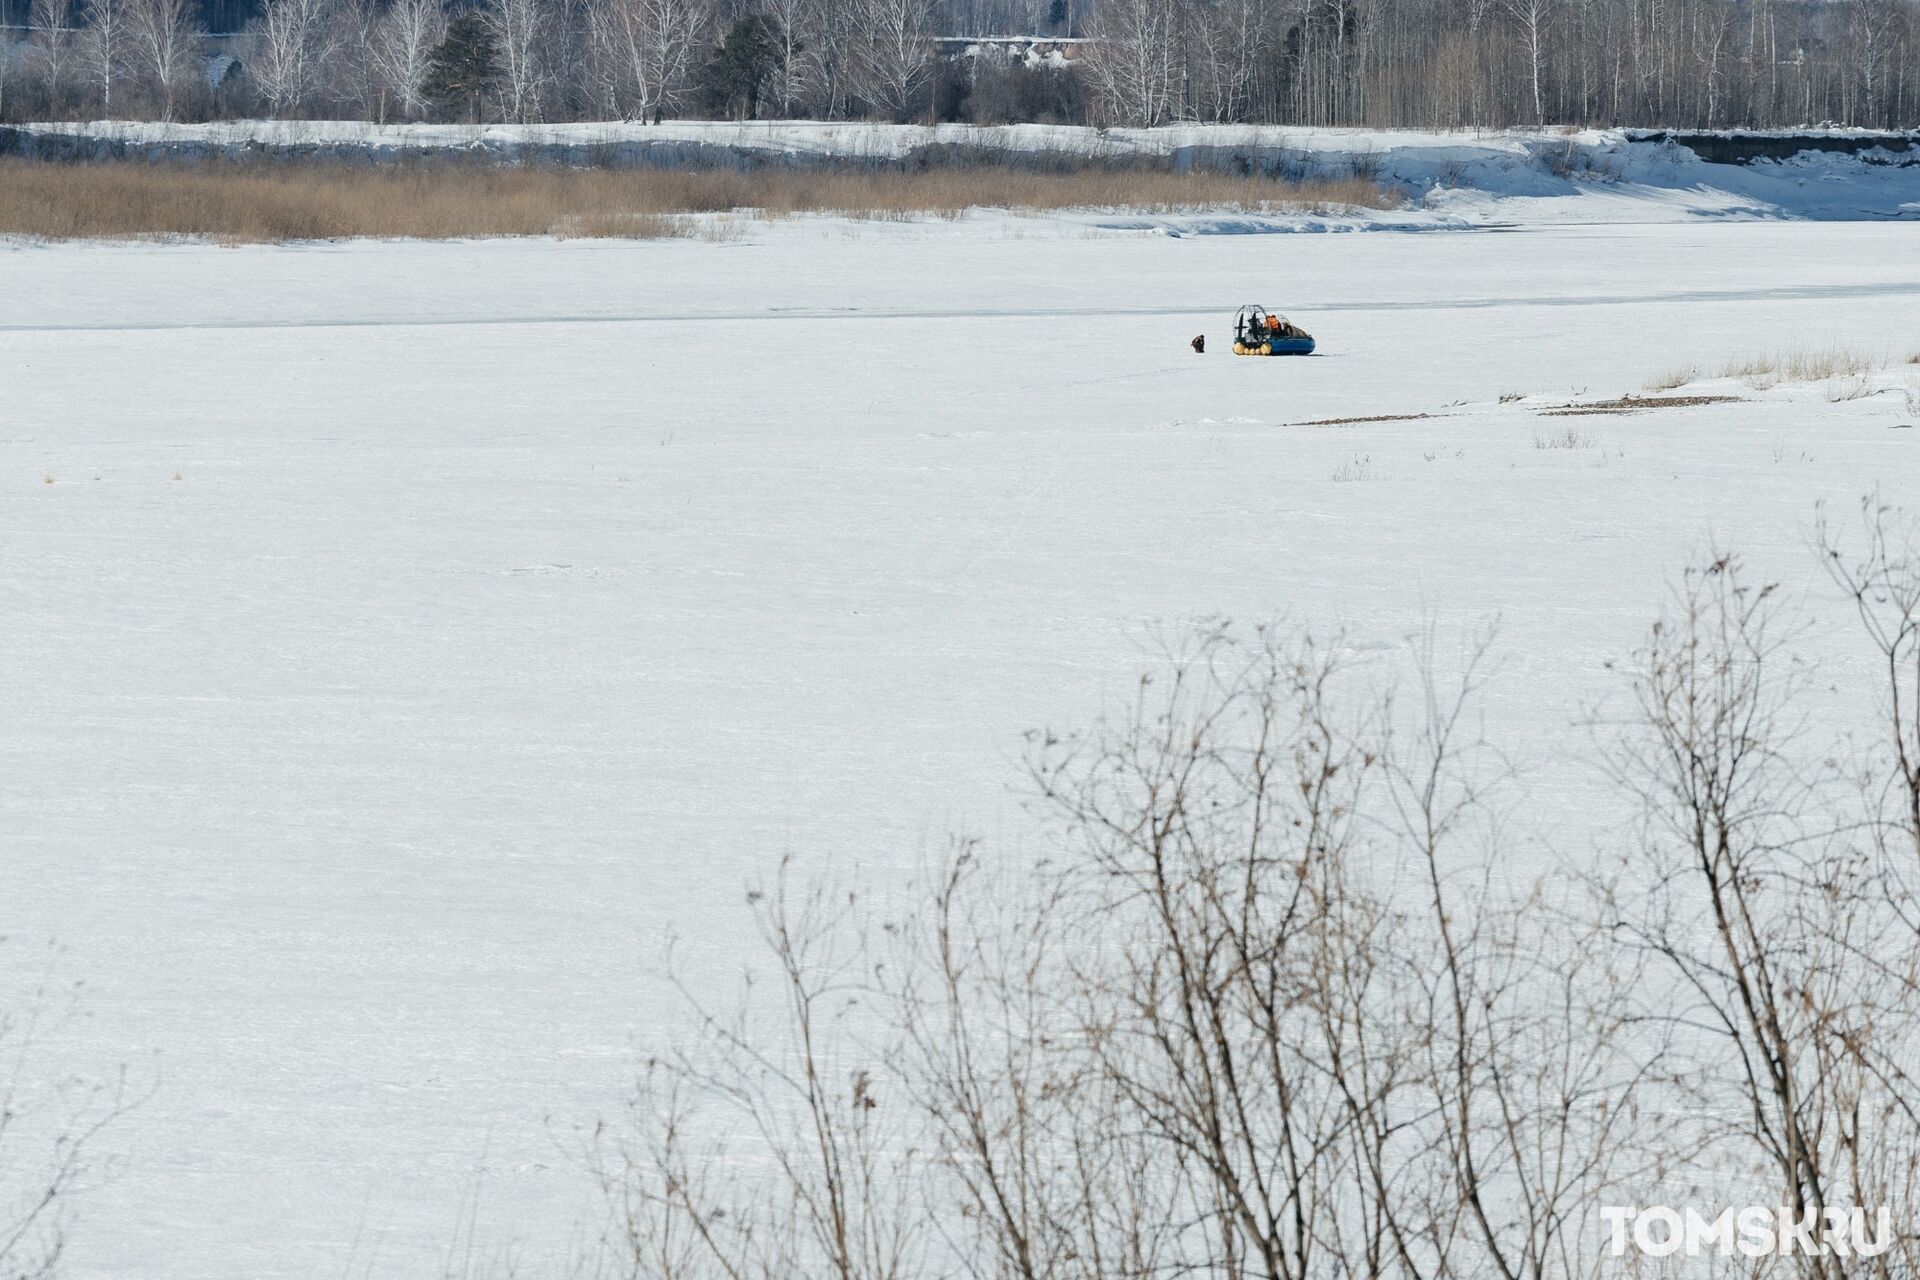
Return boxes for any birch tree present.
[371,0,445,119]
[850,0,932,119]
[75,0,125,115]
[1081,0,1183,123]
[248,0,336,116]
[325,0,382,117]
[584,0,706,121]
[126,0,196,119]
[1189,0,1269,120]
[485,0,544,121]
[761,0,816,115]
[1507,0,1553,120]
[27,0,73,115]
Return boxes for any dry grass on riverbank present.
[0,158,1396,242]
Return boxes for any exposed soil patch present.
[1541,394,1743,416]
[1294,412,1436,426]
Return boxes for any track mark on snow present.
[8,282,1920,335]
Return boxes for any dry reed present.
[1720,347,1877,388]
[1648,347,1894,393]
[0,159,1397,243]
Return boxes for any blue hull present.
[1235,337,1316,356]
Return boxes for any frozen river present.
[4,218,1918,1277]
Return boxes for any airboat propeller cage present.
[1233,304,1316,356]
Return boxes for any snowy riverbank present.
[6,121,1920,224]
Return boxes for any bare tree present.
[27,0,74,117]
[591,532,1920,1280]
[888,842,1185,1280]
[1080,0,1183,123]
[761,0,817,115]
[1189,0,1270,121]
[1024,623,1414,1280]
[1018,620,1673,1280]
[806,0,857,117]
[0,943,142,1279]
[1602,551,1920,1278]
[325,0,382,118]
[247,0,337,116]
[1812,499,1920,1278]
[1819,496,1920,867]
[595,860,922,1280]
[584,0,707,122]
[14,0,1919,126]
[370,0,445,119]
[125,0,195,119]
[74,0,125,115]
[486,0,545,122]
[850,0,932,120]
[1506,0,1555,121]
[1384,624,1682,1280]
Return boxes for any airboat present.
[1232,304,1316,356]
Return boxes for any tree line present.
[0,0,1914,140]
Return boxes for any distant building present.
[934,36,1095,69]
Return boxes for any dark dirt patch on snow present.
[1295,412,1438,426]
[1540,394,1744,416]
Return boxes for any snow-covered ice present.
[3,215,1919,1277]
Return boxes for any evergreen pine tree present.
[422,14,499,122]
[702,15,785,121]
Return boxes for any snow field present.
[2,217,1918,1276]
